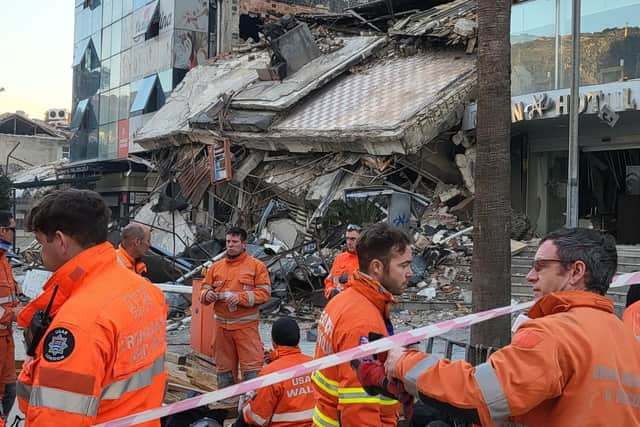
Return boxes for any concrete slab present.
[231,37,386,112]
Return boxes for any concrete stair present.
[511,241,640,316]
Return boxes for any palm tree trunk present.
[470,0,513,361]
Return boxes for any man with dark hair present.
[312,223,412,427]
[200,227,271,391]
[324,224,361,300]
[361,228,640,426]
[116,223,151,276]
[0,211,20,417]
[235,317,314,427]
[14,189,167,426]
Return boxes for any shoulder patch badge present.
[43,328,76,362]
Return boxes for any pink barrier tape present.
[96,300,534,427]
[95,271,639,426]
[610,271,640,288]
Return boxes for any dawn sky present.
[0,1,74,120]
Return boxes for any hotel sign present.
[511,80,640,123]
[462,80,640,130]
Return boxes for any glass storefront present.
[512,0,640,96]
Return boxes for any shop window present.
[129,74,165,116]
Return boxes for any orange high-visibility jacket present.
[0,250,18,336]
[312,271,400,427]
[623,300,640,340]
[323,251,358,299]
[395,291,640,427]
[17,242,167,427]
[201,251,271,330]
[116,244,148,276]
[242,346,314,427]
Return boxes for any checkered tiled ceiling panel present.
[274,52,474,132]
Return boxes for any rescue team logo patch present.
[43,328,76,362]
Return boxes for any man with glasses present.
[0,212,19,418]
[355,228,640,426]
[324,224,361,300]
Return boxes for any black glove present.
[329,288,340,300]
[338,274,349,284]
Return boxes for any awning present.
[133,0,160,39]
[73,37,95,67]
[130,74,164,116]
[71,99,90,130]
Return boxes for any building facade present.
[466,0,640,243]
[71,0,213,162]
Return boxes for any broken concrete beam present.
[227,110,277,132]
[454,18,477,38]
[455,146,476,194]
[451,130,467,146]
[232,151,265,184]
[450,196,474,220]
[438,186,464,206]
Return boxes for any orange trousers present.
[213,323,263,377]
[0,334,15,397]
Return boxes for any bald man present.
[116,223,151,276]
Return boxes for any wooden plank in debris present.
[466,37,476,54]
[166,351,187,365]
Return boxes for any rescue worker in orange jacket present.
[115,222,151,276]
[235,317,314,427]
[0,212,20,418]
[623,285,640,339]
[15,189,167,427]
[312,223,413,427]
[323,225,360,300]
[360,228,640,426]
[200,227,271,389]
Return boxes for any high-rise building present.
[70,0,214,162]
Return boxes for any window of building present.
[73,37,100,71]
[129,74,165,116]
[71,99,90,130]
[133,0,160,41]
[83,0,99,10]
[511,0,640,96]
[62,145,71,159]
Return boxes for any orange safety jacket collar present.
[268,346,303,363]
[349,270,396,323]
[528,290,614,320]
[17,242,117,328]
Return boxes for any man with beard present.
[311,223,413,427]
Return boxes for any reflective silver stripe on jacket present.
[116,255,127,268]
[30,385,100,416]
[0,295,15,304]
[214,312,260,324]
[246,291,255,307]
[256,284,271,294]
[327,276,340,284]
[404,354,441,398]
[474,362,511,420]
[311,370,339,396]
[101,356,165,400]
[312,406,339,427]
[17,381,31,400]
[243,403,268,426]
[271,408,314,422]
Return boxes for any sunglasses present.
[531,258,565,272]
[346,224,362,231]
